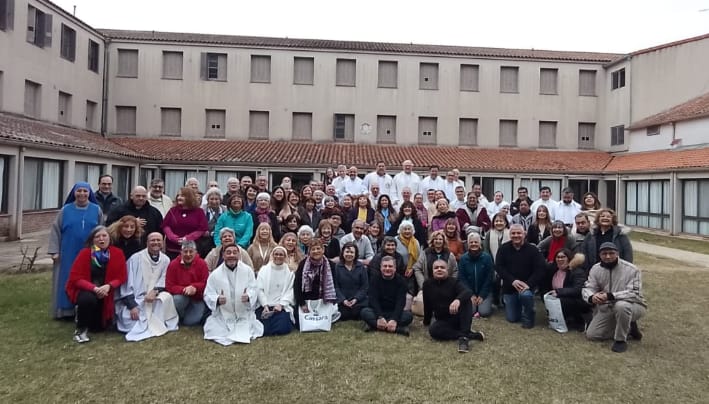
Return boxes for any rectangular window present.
[378,61,397,88]
[611,68,626,90]
[88,39,100,73]
[647,125,660,136]
[57,91,71,124]
[85,100,97,130]
[293,57,314,85]
[683,179,709,235]
[419,63,439,90]
[164,170,207,199]
[115,106,137,135]
[333,113,355,142]
[24,80,41,118]
[139,168,155,190]
[1,0,15,31]
[520,178,561,200]
[160,107,181,136]
[200,52,227,81]
[459,118,478,146]
[23,158,62,210]
[111,165,132,201]
[205,109,226,138]
[538,121,557,148]
[579,69,596,96]
[59,24,75,62]
[500,66,519,93]
[162,51,183,79]
[292,112,312,140]
[611,125,625,146]
[74,162,102,185]
[460,64,479,92]
[376,115,396,144]
[117,49,138,78]
[418,117,437,145]
[578,122,595,149]
[250,55,271,83]
[481,177,514,204]
[249,110,269,139]
[499,119,518,147]
[0,71,3,110]
[626,180,670,231]
[26,5,52,48]
[539,68,558,95]
[0,155,8,213]
[336,59,356,87]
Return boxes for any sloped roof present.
[631,32,709,57]
[605,147,709,172]
[629,92,709,129]
[99,29,620,63]
[110,137,613,174]
[0,113,144,159]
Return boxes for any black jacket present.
[495,242,546,294]
[422,277,472,325]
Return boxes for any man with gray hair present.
[166,239,209,326]
[149,178,172,217]
[222,177,240,206]
[339,219,374,266]
[393,160,421,203]
[361,256,413,335]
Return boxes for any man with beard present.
[423,259,485,353]
[570,212,591,253]
[511,199,534,231]
[582,242,646,353]
[361,256,413,336]
[510,186,534,217]
[148,178,172,217]
[456,192,491,236]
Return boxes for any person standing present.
[48,182,103,319]
[95,174,123,221]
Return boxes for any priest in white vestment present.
[203,244,264,345]
[116,232,179,341]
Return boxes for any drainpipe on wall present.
[12,146,25,240]
[100,38,111,136]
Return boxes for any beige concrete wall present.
[0,0,104,130]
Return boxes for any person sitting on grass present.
[457,233,494,318]
[166,240,209,326]
[115,232,178,341]
[256,246,296,336]
[423,259,485,353]
[333,242,369,321]
[203,244,263,345]
[545,249,592,332]
[65,226,127,343]
[582,242,646,353]
[360,256,413,336]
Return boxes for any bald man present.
[106,185,163,246]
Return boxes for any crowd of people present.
[50,161,647,353]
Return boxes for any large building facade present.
[1,0,708,239]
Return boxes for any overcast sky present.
[54,0,709,54]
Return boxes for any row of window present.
[117,48,603,96]
[22,79,99,129]
[113,105,609,148]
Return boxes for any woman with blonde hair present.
[443,217,464,260]
[247,222,278,273]
[107,215,144,260]
[279,232,305,272]
[162,187,208,260]
[413,230,458,290]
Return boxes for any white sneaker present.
[73,329,90,343]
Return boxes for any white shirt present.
[554,200,582,225]
[487,200,509,217]
[442,180,460,202]
[363,172,395,197]
[393,171,421,201]
[419,176,446,194]
[331,176,347,193]
[338,176,367,198]
[530,198,558,220]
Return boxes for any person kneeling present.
[423,259,485,353]
[203,244,263,345]
[256,246,295,336]
[115,232,179,341]
[166,240,209,326]
[360,256,413,336]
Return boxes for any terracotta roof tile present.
[629,92,709,129]
[0,113,144,159]
[605,147,709,173]
[99,29,621,63]
[110,137,612,174]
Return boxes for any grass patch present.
[2,258,708,403]
[630,231,709,255]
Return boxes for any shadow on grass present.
[1,259,707,403]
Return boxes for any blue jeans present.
[504,289,535,327]
[173,295,207,326]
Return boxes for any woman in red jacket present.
[65,226,127,343]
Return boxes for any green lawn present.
[630,230,709,255]
[1,254,707,403]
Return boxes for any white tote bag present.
[298,299,339,333]
[543,292,568,333]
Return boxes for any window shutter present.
[43,13,52,47]
[26,6,35,42]
[200,53,207,80]
[217,54,227,81]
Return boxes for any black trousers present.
[338,303,363,321]
[429,300,473,340]
[76,290,104,331]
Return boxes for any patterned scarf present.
[302,257,336,302]
[255,206,271,224]
[91,245,110,269]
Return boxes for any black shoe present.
[629,321,643,341]
[521,323,534,329]
[468,331,485,342]
[362,323,375,332]
[611,340,627,353]
[395,326,410,337]
[457,337,470,353]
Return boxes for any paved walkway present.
[0,232,708,272]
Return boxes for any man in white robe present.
[203,244,264,345]
[116,232,179,341]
